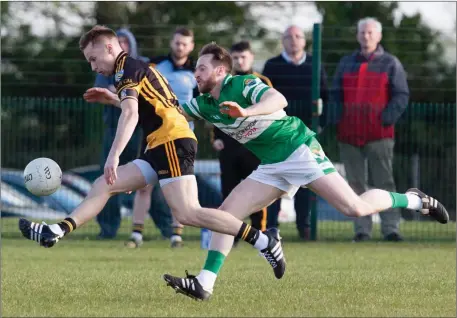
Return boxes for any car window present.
[1,183,38,207]
[49,186,84,212]
[63,175,92,194]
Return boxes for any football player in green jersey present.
[85,42,449,302]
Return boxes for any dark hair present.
[173,27,194,38]
[230,41,252,53]
[199,42,232,72]
[79,25,117,50]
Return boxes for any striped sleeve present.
[181,98,204,120]
[116,60,141,96]
[241,77,271,104]
[118,87,139,103]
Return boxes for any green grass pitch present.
[2,218,455,317]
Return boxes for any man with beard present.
[211,41,275,246]
[161,43,447,301]
[125,27,198,249]
[81,42,449,301]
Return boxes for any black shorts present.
[139,138,197,180]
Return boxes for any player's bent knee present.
[92,176,111,194]
[350,208,364,218]
[342,203,367,218]
[172,206,201,227]
[92,174,135,197]
[137,186,153,196]
[172,211,193,226]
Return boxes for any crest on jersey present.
[115,69,124,82]
[244,78,255,86]
[244,78,260,87]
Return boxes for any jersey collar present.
[114,51,128,70]
[222,74,232,88]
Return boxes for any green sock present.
[203,250,226,275]
[389,192,409,208]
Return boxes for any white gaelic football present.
[24,158,62,196]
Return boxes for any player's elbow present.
[276,92,288,109]
[280,95,288,109]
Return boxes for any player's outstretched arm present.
[83,87,121,108]
[105,98,139,185]
[220,89,288,118]
[244,88,288,116]
[178,105,196,122]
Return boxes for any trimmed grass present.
[1,218,455,317]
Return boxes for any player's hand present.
[212,139,224,151]
[84,87,118,105]
[104,155,119,186]
[219,101,248,118]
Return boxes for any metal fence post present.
[310,23,322,241]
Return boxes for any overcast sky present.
[250,2,455,35]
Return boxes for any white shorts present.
[132,159,195,187]
[248,137,336,198]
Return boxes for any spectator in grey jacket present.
[327,17,409,242]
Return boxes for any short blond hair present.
[79,25,117,51]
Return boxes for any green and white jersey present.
[181,74,315,164]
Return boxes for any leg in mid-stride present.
[19,161,151,247]
[163,177,285,301]
[19,140,286,284]
[162,137,449,301]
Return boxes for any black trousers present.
[219,146,267,232]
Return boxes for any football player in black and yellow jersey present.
[18,26,285,286]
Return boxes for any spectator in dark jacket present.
[262,25,329,240]
[328,17,409,242]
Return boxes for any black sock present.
[235,223,260,246]
[58,218,76,235]
[132,223,144,235]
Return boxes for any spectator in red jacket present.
[328,17,409,242]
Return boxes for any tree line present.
[1,2,455,103]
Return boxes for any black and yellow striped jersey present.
[113,51,196,151]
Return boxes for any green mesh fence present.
[1,97,455,241]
